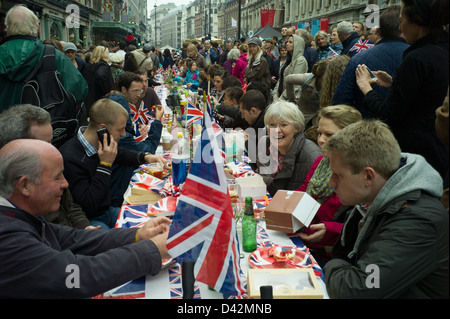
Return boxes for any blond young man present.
[323,120,449,298]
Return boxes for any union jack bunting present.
[186,99,203,125]
[350,39,374,53]
[166,111,247,297]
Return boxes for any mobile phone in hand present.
[96,127,111,147]
[365,66,378,81]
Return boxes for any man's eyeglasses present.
[130,89,144,94]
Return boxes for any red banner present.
[320,18,330,33]
[260,9,276,27]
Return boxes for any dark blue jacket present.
[303,45,319,73]
[333,37,409,117]
[340,32,361,57]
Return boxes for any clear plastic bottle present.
[242,196,257,252]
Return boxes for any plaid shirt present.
[77,127,97,157]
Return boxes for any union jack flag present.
[115,204,150,229]
[329,47,339,57]
[130,173,166,194]
[186,100,203,125]
[205,94,226,163]
[166,110,247,297]
[172,65,178,77]
[147,196,178,216]
[93,276,147,299]
[350,39,374,53]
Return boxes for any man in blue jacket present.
[337,21,361,58]
[333,6,409,117]
[201,40,218,65]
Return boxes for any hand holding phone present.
[97,127,111,147]
[365,66,378,81]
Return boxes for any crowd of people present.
[0,0,448,299]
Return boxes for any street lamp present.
[238,0,241,40]
[154,1,157,47]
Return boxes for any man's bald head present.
[0,139,62,199]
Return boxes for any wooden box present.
[247,268,323,299]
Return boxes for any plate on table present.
[248,245,313,269]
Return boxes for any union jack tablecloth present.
[96,158,327,299]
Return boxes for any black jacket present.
[59,136,147,219]
[362,33,449,178]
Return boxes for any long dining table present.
[94,83,329,299]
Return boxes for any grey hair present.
[227,48,240,60]
[337,21,353,35]
[0,148,42,198]
[264,100,305,133]
[5,4,39,37]
[0,104,51,149]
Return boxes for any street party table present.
[94,153,329,299]
[94,82,328,299]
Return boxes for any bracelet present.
[99,161,112,167]
[134,229,140,242]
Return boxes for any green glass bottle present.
[242,196,257,252]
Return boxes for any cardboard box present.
[235,175,266,199]
[247,268,323,299]
[265,190,320,233]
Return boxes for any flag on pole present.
[166,111,247,297]
[206,94,226,163]
[186,100,203,125]
[350,39,374,53]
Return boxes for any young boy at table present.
[59,98,167,229]
[322,120,449,298]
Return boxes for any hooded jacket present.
[273,34,308,100]
[324,153,449,298]
[0,36,88,113]
[233,52,248,86]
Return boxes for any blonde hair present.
[90,45,109,64]
[264,100,305,133]
[323,120,401,179]
[315,30,329,44]
[88,98,129,128]
[318,104,362,129]
[320,55,350,108]
[238,43,248,53]
[5,5,39,37]
[187,44,198,55]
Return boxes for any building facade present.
[200,0,402,41]
[1,0,148,48]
